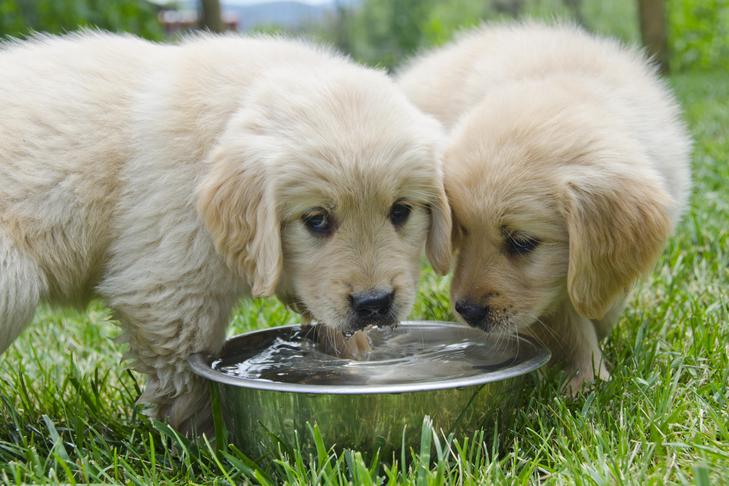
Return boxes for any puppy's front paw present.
[564,363,610,397]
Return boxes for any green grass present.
[1,71,727,485]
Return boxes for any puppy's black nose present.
[455,300,490,329]
[351,289,394,320]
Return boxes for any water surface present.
[212,324,533,386]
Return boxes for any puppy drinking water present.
[398,23,691,393]
[0,32,452,431]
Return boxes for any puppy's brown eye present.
[389,202,412,227]
[303,210,333,236]
[503,229,540,256]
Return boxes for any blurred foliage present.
[316,0,642,70]
[0,0,163,40]
[669,0,729,71]
[348,0,434,69]
[317,0,727,72]
[0,0,725,73]
[249,23,290,36]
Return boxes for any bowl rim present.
[188,320,551,395]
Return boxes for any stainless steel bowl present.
[188,321,550,459]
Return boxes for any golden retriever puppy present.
[0,32,451,431]
[398,23,691,393]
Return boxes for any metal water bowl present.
[189,321,550,459]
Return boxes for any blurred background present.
[0,0,727,74]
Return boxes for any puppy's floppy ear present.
[426,182,453,275]
[196,137,282,297]
[562,166,673,319]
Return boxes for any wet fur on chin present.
[0,32,451,433]
[398,22,691,393]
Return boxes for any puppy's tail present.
[0,230,47,353]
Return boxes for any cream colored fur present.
[0,32,451,431]
[398,23,691,393]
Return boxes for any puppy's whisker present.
[493,326,510,355]
[505,329,517,354]
[526,313,559,344]
[496,332,504,351]
[328,329,340,355]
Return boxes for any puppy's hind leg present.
[0,231,48,353]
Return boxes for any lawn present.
[1,71,727,485]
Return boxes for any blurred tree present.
[421,0,488,47]
[668,0,729,71]
[562,0,586,26]
[311,0,725,72]
[324,0,435,69]
[0,0,163,39]
[638,0,669,73]
[492,0,525,18]
[199,0,223,33]
[330,0,353,54]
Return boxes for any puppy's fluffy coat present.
[398,23,690,392]
[0,32,451,430]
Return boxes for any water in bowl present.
[212,324,528,386]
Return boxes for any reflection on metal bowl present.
[188,321,550,459]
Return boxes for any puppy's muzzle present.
[349,289,395,330]
[455,299,493,332]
